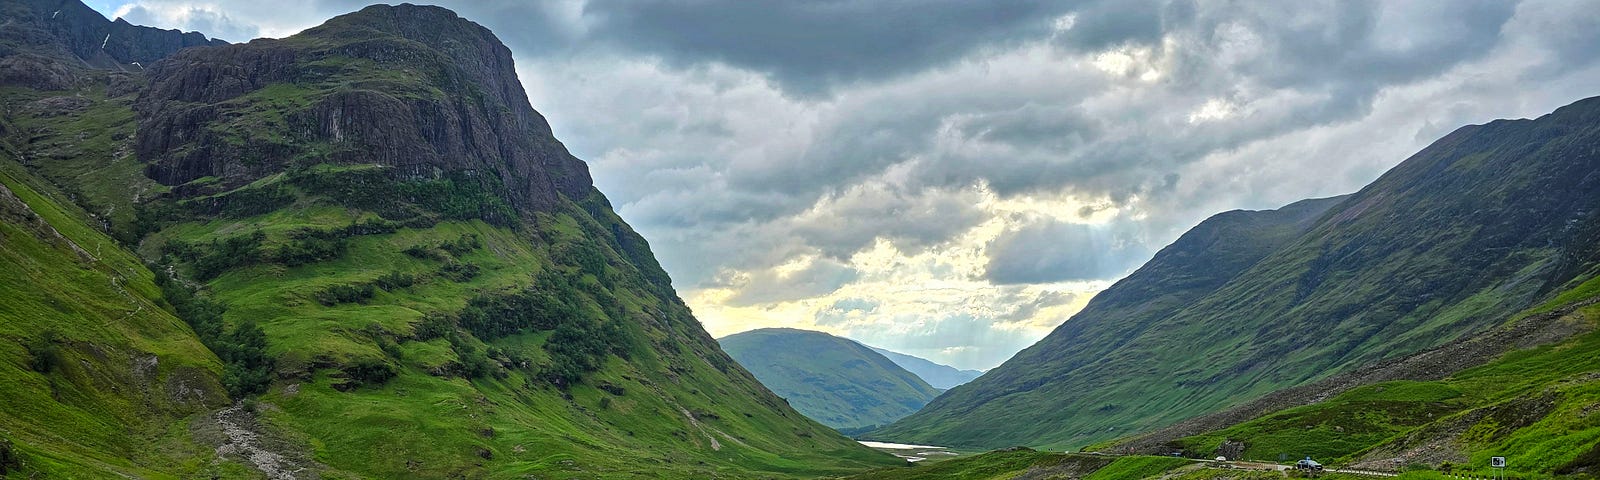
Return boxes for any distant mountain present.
[0,1,900,477]
[721,328,942,432]
[864,345,983,390]
[875,95,1600,451]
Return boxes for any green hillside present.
[720,328,941,432]
[0,122,236,479]
[1163,278,1600,478]
[876,95,1600,451]
[0,1,899,478]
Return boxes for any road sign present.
[1491,456,1506,468]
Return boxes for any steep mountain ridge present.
[135,3,591,213]
[874,96,1600,450]
[865,345,983,390]
[0,2,898,478]
[0,0,223,89]
[720,328,941,432]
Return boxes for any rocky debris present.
[205,403,320,480]
[104,72,141,97]
[0,53,78,90]
[680,408,721,451]
[1216,440,1246,460]
[24,95,92,115]
[163,365,224,408]
[131,354,158,386]
[1349,391,1562,470]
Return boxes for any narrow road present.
[1329,468,1398,477]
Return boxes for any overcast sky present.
[97,0,1600,369]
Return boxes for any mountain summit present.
[136,3,591,214]
[0,2,897,477]
[874,96,1600,450]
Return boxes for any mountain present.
[0,2,899,478]
[0,0,224,89]
[1150,281,1600,477]
[720,328,941,433]
[0,1,233,476]
[874,95,1600,451]
[865,345,983,390]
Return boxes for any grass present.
[0,152,230,478]
[1169,283,1600,477]
[125,165,901,477]
[0,84,166,243]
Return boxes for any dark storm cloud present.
[1200,1,1518,91]
[579,0,1071,93]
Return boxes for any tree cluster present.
[156,273,273,397]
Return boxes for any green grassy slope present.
[1172,278,1600,478]
[140,192,894,477]
[119,7,898,478]
[0,148,231,477]
[720,328,942,431]
[871,195,1345,448]
[877,96,1600,451]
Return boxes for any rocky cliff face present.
[135,4,591,213]
[0,0,223,89]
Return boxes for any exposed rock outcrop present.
[135,4,592,213]
[0,0,225,89]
